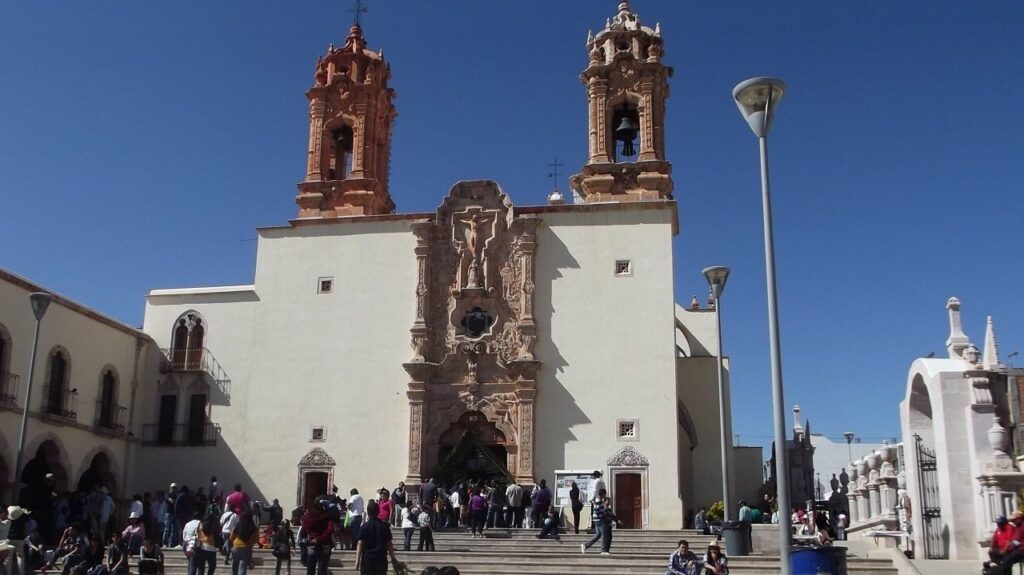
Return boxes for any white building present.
[0,2,750,530]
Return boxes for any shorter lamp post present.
[13,292,53,501]
[703,266,732,521]
[844,431,855,464]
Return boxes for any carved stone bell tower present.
[570,1,673,203]
[295,24,397,218]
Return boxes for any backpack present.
[408,508,420,524]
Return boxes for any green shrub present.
[706,500,725,522]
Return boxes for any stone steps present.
[137,529,897,575]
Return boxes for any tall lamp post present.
[703,265,733,521]
[732,76,790,574]
[13,292,53,501]
[844,431,855,464]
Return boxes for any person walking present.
[220,507,238,566]
[191,515,220,575]
[588,471,605,532]
[229,512,258,575]
[301,501,334,575]
[580,488,617,555]
[354,500,401,575]
[346,490,365,551]
[568,481,583,535]
[400,505,418,551]
[271,520,296,575]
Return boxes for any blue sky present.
[2,2,1022,453]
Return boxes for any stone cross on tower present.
[945,297,971,359]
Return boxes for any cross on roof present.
[350,0,369,26]
[546,157,565,189]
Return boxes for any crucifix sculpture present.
[457,212,494,289]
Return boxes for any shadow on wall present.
[532,226,589,474]
[135,433,268,504]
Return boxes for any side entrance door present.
[614,473,642,529]
[303,472,329,508]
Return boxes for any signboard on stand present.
[554,469,595,507]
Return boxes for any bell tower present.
[570,1,673,203]
[296,24,397,218]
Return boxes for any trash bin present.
[791,546,847,575]
[721,521,750,556]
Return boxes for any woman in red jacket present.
[301,500,335,575]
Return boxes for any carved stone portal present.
[404,181,541,485]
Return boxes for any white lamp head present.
[30,292,53,321]
[732,77,786,138]
[702,266,730,299]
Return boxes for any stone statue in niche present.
[457,212,494,288]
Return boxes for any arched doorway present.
[21,440,68,491]
[908,375,947,559]
[435,411,510,484]
[77,452,117,495]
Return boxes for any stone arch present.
[22,433,72,491]
[422,398,520,479]
[908,374,934,447]
[677,399,698,450]
[171,310,206,369]
[76,447,120,495]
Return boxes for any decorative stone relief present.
[403,181,541,485]
[298,447,336,468]
[607,446,650,467]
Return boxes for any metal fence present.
[42,385,78,420]
[142,422,220,447]
[0,371,18,406]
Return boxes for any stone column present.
[638,78,656,161]
[405,381,426,485]
[868,483,881,520]
[515,381,537,484]
[306,98,326,181]
[588,79,610,164]
[856,489,869,524]
[351,103,368,177]
[847,491,859,525]
[410,223,432,361]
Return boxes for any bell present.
[614,115,638,157]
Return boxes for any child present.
[137,537,164,575]
[416,506,435,552]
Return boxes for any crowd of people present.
[0,469,739,575]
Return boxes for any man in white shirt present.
[346,489,365,550]
[588,471,606,531]
[181,515,201,558]
[219,509,238,566]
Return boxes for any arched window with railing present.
[168,311,206,371]
[44,347,76,420]
[0,323,15,407]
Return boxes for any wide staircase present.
[148,528,898,575]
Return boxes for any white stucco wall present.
[138,201,690,527]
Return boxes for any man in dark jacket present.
[301,500,334,575]
[530,479,552,529]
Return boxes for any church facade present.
[0,2,756,530]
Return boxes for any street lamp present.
[13,292,53,501]
[703,265,733,521]
[844,431,855,463]
[733,76,791,574]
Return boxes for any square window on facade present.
[614,260,632,276]
[311,426,326,442]
[318,277,334,294]
[617,419,638,440]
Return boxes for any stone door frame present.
[295,447,336,507]
[607,446,650,529]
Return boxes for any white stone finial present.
[587,30,593,45]
[983,315,1002,370]
[792,404,803,432]
[654,22,661,36]
[945,296,971,359]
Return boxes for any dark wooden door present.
[187,394,207,445]
[304,472,328,508]
[157,395,177,445]
[614,473,642,529]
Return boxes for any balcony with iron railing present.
[0,371,19,407]
[42,385,78,421]
[159,347,231,404]
[141,422,220,447]
[93,401,128,434]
